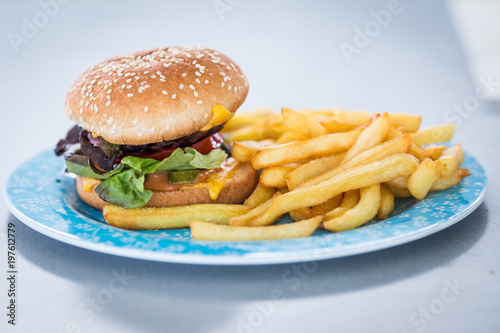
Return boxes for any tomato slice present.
[121,133,224,162]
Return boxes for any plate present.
[5,149,487,265]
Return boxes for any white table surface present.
[1,1,499,332]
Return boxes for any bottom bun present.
[76,162,259,211]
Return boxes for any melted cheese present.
[200,105,233,131]
[182,158,241,200]
[82,177,102,192]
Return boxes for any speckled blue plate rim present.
[4,149,487,265]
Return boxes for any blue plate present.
[5,150,487,265]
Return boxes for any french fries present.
[407,158,438,200]
[260,163,301,188]
[101,107,471,241]
[251,129,362,169]
[286,153,344,190]
[232,154,419,227]
[411,124,455,146]
[231,140,275,163]
[103,204,252,230]
[377,184,394,219]
[190,216,322,241]
[435,145,464,178]
[341,113,391,164]
[244,184,276,207]
[323,184,382,232]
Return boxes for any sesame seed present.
[126,85,132,89]
[103,113,107,117]
[151,75,157,78]
[189,85,195,90]
[234,87,238,92]
[107,89,112,94]
[132,118,139,124]
[179,84,184,89]
[205,80,209,84]
[182,73,187,77]
[127,93,134,97]
[196,78,200,84]
[194,91,198,97]
[138,132,143,138]
[121,84,126,89]
[106,101,111,106]
[172,94,176,99]
[144,106,149,112]
[106,95,110,99]
[166,124,170,130]
[221,82,225,87]
[126,78,132,83]
[162,90,168,95]
[150,128,155,132]
[195,71,201,76]
[196,100,203,104]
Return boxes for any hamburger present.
[55,46,258,210]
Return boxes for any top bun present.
[65,46,249,145]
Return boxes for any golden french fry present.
[306,110,421,133]
[377,184,394,219]
[340,190,360,208]
[190,216,322,241]
[276,131,302,144]
[286,153,344,191]
[221,108,275,133]
[385,126,429,162]
[232,154,419,227]
[244,183,276,207]
[289,194,342,221]
[324,190,360,220]
[435,144,464,178]
[260,163,301,188]
[423,145,445,160]
[231,192,282,226]
[323,184,382,232]
[298,134,411,189]
[231,140,275,163]
[318,118,352,133]
[411,124,455,146]
[386,185,412,198]
[431,168,471,191]
[407,158,438,200]
[229,115,284,141]
[281,107,328,139]
[251,129,361,169]
[341,113,391,164]
[389,113,422,133]
[103,204,252,230]
[385,176,409,189]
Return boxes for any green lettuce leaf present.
[94,170,153,209]
[186,148,229,169]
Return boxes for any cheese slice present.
[82,177,102,192]
[183,158,241,200]
[200,105,233,131]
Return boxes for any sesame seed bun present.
[65,46,249,145]
[76,162,259,211]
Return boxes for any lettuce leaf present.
[95,170,152,209]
